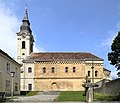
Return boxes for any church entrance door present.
[51,82,59,91]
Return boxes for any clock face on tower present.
[22,33,26,38]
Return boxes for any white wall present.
[0,51,21,96]
[20,62,34,91]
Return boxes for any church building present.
[17,8,111,91]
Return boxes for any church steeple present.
[20,6,31,33]
[23,5,28,20]
[17,6,34,64]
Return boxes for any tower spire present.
[20,5,31,32]
[23,4,28,20]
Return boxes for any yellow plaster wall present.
[34,60,104,91]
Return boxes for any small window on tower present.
[22,53,25,55]
[28,67,32,73]
[22,41,25,49]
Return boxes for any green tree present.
[108,32,120,77]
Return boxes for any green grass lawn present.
[55,91,86,101]
[26,91,38,96]
[94,92,113,101]
[94,92,120,101]
[55,91,120,102]
[20,91,38,96]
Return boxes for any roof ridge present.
[25,51,103,62]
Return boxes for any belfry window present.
[43,67,46,73]
[88,71,90,77]
[51,67,55,73]
[22,41,25,49]
[95,71,98,77]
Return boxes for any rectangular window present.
[88,71,90,77]
[28,67,32,73]
[28,84,32,91]
[6,63,10,73]
[15,83,18,91]
[65,67,68,73]
[73,67,76,73]
[95,71,98,77]
[43,67,46,73]
[6,80,10,90]
[51,67,55,73]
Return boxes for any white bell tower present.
[17,6,34,64]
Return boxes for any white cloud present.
[0,3,20,59]
[101,31,116,47]
[33,46,40,52]
[101,21,120,48]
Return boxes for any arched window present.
[51,67,55,73]
[22,41,25,49]
[88,71,90,77]
[43,67,46,73]
[73,67,76,73]
[65,67,68,73]
[95,71,98,77]
[28,67,32,73]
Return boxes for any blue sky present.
[0,0,120,78]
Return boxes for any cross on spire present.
[23,4,28,20]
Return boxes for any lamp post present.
[91,59,94,99]
[11,71,15,101]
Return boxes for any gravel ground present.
[13,95,58,102]
[12,91,60,102]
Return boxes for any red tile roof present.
[25,52,103,62]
